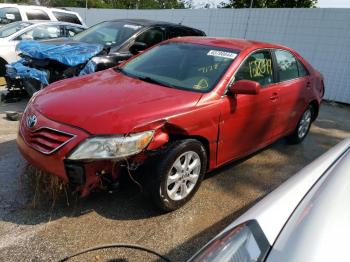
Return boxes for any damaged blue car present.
[6,19,205,96]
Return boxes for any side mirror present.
[229,80,261,95]
[129,42,148,55]
[5,13,15,21]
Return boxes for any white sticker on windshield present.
[207,50,237,59]
[124,24,142,30]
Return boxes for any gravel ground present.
[0,85,349,262]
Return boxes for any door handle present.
[270,92,279,101]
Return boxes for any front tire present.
[148,139,207,212]
[286,105,313,144]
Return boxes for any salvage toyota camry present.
[17,37,324,211]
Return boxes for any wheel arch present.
[309,100,319,121]
[168,134,210,170]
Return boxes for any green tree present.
[220,0,317,8]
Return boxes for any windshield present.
[73,21,143,46]
[122,42,238,92]
[0,21,32,38]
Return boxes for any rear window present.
[53,11,81,25]
[26,9,50,20]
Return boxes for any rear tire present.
[286,105,313,144]
[146,139,207,212]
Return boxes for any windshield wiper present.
[136,76,182,89]
[115,67,182,89]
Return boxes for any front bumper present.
[17,105,119,196]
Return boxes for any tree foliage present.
[221,0,318,8]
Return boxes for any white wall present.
[71,7,350,104]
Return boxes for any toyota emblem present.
[26,114,37,129]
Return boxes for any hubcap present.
[166,151,201,201]
[298,109,312,139]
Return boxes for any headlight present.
[68,131,154,160]
[191,220,270,262]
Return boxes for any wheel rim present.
[298,109,312,139]
[166,151,201,201]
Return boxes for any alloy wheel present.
[298,108,312,139]
[166,151,201,201]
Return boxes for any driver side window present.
[235,50,274,87]
[135,27,165,47]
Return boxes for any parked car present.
[6,19,206,96]
[0,4,84,27]
[0,21,86,76]
[190,137,350,262]
[17,37,324,211]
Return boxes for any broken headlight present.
[68,131,154,160]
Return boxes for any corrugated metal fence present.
[71,7,350,104]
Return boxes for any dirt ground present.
[0,85,349,262]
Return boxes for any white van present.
[0,4,85,27]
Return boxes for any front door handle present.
[270,92,279,101]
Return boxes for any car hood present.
[17,40,104,67]
[33,69,203,134]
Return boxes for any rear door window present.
[274,50,299,82]
[0,7,22,25]
[26,9,50,20]
[53,11,81,25]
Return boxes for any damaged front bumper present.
[17,105,153,197]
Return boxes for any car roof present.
[106,18,196,28]
[28,20,85,27]
[0,4,78,14]
[168,36,291,52]
[11,20,85,27]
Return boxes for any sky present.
[317,0,350,8]
[193,0,350,8]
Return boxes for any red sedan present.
[17,37,324,211]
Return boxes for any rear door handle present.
[270,92,279,101]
